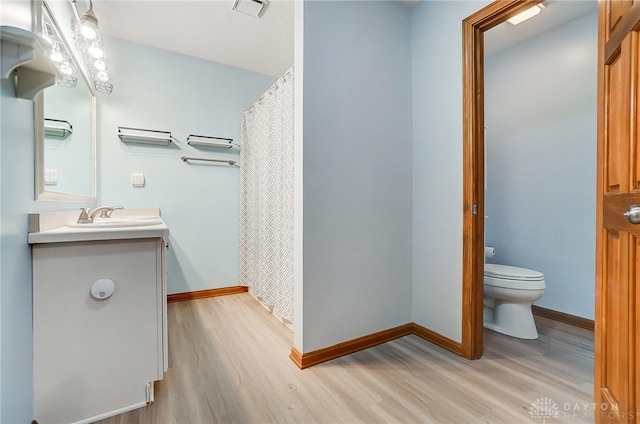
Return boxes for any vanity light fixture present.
[72,0,113,94]
[44,118,73,138]
[507,3,546,25]
[187,135,237,149]
[231,0,270,18]
[43,22,78,88]
[118,127,173,146]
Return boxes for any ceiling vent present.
[232,0,269,18]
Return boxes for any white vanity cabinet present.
[29,211,168,424]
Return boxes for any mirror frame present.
[35,0,97,202]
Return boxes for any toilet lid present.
[484,264,544,281]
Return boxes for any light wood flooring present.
[100,294,594,423]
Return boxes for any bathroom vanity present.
[28,209,169,424]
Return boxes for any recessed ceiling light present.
[507,3,546,25]
[232,0,270,18]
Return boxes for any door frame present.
[461,0,545,360]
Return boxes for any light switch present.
[131,172,145,188]
[44,169,58,185]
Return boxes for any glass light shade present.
[59,62,73,75]
[88,46,104,59]
[97,70,110,82]
[50,50,63,62]
[80,23,97,40]
[93,60,106,71]
[72,5,114,93]
[78,9,99,40]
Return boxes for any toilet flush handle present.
[623,205,640,224]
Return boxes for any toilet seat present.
[484,264,546,290]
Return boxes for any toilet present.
[483,263,546,339]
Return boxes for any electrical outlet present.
[131,172,145,188]
[44,169,58,185]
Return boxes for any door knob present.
[624,205,640,224]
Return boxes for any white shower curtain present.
[239,66,295,324]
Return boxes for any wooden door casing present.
[461,0,546,361]
[596,1,640,423]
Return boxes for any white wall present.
[98,38,276,295]
[301,0,413,352]
[411,1,490,343]
[484,11,597,319]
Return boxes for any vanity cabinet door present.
[33,238,163,424]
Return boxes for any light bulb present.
[88,46,104,59]
[97,70,110,82]
[80,24,97,40]
[50,50,63,63]
[507,4,544,25]
[93,60,106,71]
[77,8,99,40]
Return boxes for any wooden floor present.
[100,294,594,423]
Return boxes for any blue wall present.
[1,34,274,422]
[1,3,98,421]
[0,84,3,421]
[0,2,599,419]
[1,80,96,423]
[302,1,413,352]
[0,77,34,424]
[1,0,32,417]
[98,38,276,294]
[484,11,597,319]
[411,0,490,342]
[43,82,94,196]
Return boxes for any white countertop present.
[28,209,170,244]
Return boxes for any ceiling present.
[89,0,596,77]
[484,0,597,57]
[92,0,294,77]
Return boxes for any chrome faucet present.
[76,206,125,224]
[99,205,124,218]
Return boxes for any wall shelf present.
[118,127,172,146]
[44,118,72,138]
[187,134,238,150]
[1,26,59,100]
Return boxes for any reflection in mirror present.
[35,1,96,202]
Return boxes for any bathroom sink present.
[28,209,169,244]
[67,216,163,228]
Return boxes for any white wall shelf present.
[1,26,59,100]
[118,126,172,146]
[187,134,238,150]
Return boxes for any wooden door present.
[596,1,640,423]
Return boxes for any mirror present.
[35,1,96,202]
